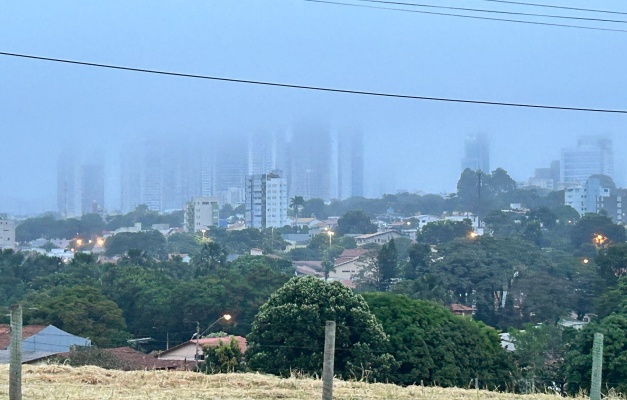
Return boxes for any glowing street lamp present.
[194,314,233,361]
[593,233,608,248]
[325,229,335,247]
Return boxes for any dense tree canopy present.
[364,293,513,388]
[26,285,130,347]
[336,211,377,235]
[246,276,395,381]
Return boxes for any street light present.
[325,229,334,247]
[194,314,232,361]
[593,233,608,248]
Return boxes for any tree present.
[336,211,377,235]
[595,243,627,289]
[191,242,228,276]
[363,293,513,388]
[403,242,431,280]
[301,198,327,220]
[26,285,130,347]
[565,314,627,395]
[198,337,245,373]
[509,324,569,394]
[570,213,626,250]
[104,230,168,260]
[489,168,517,194]
[418,219,472,245]
[246,276,395,381]
[289,196,305,230]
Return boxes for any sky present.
[1,0,626,215]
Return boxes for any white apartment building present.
[0,216,16,250]
[184,196,219,233]
[245,172,288,229]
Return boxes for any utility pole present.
[195,322,200,361]
[9,304,22,400]
[321,321,336,400]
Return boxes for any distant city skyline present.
[48,130,623,218]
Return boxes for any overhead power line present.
[304,0,627,33]
[1,50,627,114]
[478,0,627,16]
[351,0,627,24]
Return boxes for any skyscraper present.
[288,123,332,200]
[81,163,105,214]
[561,136,613,186]
[57,152,81,217]
[337,129,364,199]
[461,134,490,173]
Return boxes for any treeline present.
[16,205,183,242]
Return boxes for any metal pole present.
[590,333,604,400]
[195,322,200,361]
[321,321,336,400]
[9,304,22,400]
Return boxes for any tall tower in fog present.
[561,136,613,186]
[81,163,105,214]
[461,134,490,173]
[57,152,82,217]
[337,129,364,199]
[120,139,203,213]
[288,122,332,201]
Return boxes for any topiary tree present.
[246,276,396,381]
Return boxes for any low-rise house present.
[157,336,247,362]
[449,304,476,317]
[355,231,402,246]
[0,324,91,365]
[103,347,182,370]
[328,248,372,282]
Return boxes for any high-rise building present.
[120,140,204,213]
[288,123,332,200]
[0,215,16,250]
[561,136,613,186]
[337,129,364,199]
[245,171,288,229]
[57,153,82,218]
[81,163,105,214]
[461,134,490,173]
[529,160,560,190]
[214,134,248,198]
[564,175,622,222]
[248,131,275,175]
[184,196,220,233]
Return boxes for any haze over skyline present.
[1,0,626,215]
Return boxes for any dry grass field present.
[0,365,617,399]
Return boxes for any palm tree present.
[289,196,305,232]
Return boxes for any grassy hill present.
[0,365,608,399]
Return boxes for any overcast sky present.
[1,0,626,215]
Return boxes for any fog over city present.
[1,0,626,215]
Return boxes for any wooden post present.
[475,377,479,400]
[9,304,22,400]
[321,321,336,400]
[590,333,604,400]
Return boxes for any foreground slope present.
[0,365,603,399]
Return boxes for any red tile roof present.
[198,336,247,353]
[104,347,182,370]
[0,324,47,350]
